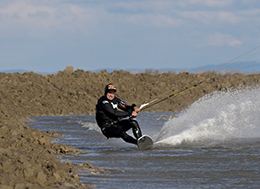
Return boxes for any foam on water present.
[80,121,101,133]
[155,86,260,148]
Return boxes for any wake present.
[155,86,260,148]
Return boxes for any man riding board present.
[96,83,142,145]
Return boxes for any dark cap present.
[104,83,117,94]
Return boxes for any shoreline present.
[1,68,260,188]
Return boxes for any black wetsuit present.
[96,96,142,145]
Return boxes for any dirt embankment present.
[1,67,260,188]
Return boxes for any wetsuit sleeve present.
[101,100,131,118]
[117,98,134,112]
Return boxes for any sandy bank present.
[1,67,260,188]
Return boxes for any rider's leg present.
[130,119,142,139]
[104,123,137,145]
[120,118,142,139]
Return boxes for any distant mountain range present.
[0,69,54,75]
[188,61,260,74]
[126,61,260,74]
[1,69,29,73]
[1,61,260,74]
[125,61,260,74]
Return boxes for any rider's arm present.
[117,98,136,112]
[101,100,131,117]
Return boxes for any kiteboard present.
[137,135,153,150]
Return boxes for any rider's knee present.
[130,120,139,127]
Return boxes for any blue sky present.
[1,0,260,73]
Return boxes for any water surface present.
[28,87,260,188]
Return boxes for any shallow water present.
[28,87,260,188]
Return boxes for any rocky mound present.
[1,67,260,188]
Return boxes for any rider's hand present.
[131,111,138,117]
[134,107,140,113]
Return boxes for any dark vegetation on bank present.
[1,66,260,188]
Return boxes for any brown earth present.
[1,66,260,188]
